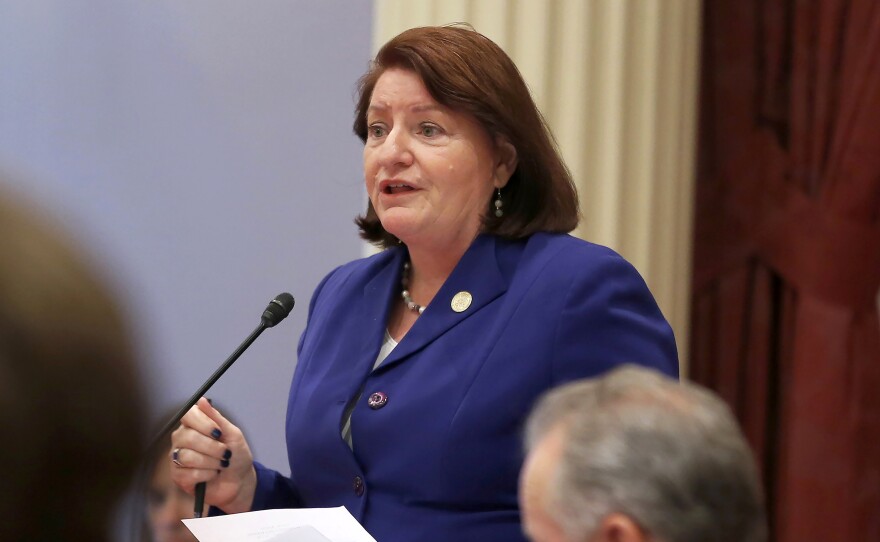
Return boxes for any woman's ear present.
[493,136,518,188]
[592,513,650,542]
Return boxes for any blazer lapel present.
[343,247,406,389]
[377,235,508,372]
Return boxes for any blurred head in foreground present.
[520,365,766,542]
[0,185,146,541]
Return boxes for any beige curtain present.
[373,0,701,369]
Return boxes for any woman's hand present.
[170,397,257,514]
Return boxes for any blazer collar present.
[364,234,508,372]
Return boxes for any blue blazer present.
[250,233,678,542]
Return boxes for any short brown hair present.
[0,186,146,541]
[353,25,580,248]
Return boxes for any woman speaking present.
[170,25,678,542]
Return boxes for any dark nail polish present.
[211,428,222,439]
[220,459,230,468]
[223,449,232,460]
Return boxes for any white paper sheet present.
[182,506,377,542]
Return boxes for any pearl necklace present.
[401,261,425,315]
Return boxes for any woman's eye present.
[368,125,386,138]
[420,124,440,137]
[148,489,167,507]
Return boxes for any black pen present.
[194,481,206,518]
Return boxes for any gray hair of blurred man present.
[523,365,767,542]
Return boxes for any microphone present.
[151,292,295,517]
[261,292,295,327]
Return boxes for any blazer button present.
[367,391,388,410]
[353,475,365,496]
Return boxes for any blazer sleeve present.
[551,248,679,383]
[249,461,302,510]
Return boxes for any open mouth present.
[383,183,416,195]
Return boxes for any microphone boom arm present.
[154,322,267,441]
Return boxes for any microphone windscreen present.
[261,292,295,327]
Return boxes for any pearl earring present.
[494,188,503,218]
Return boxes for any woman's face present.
[363,68,514,249]
[148,451,203,542]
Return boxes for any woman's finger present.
[172,425,229,461]
[197,397,236,434]
[170,446,231,471]
[171,465,221,494]
[179,399,225,441]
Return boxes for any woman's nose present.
[171,491,196,520]
[378,128,414,167]
[155,498,179,525]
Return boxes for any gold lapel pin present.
[451,291,473,313]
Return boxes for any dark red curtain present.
[691,1,880,540]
